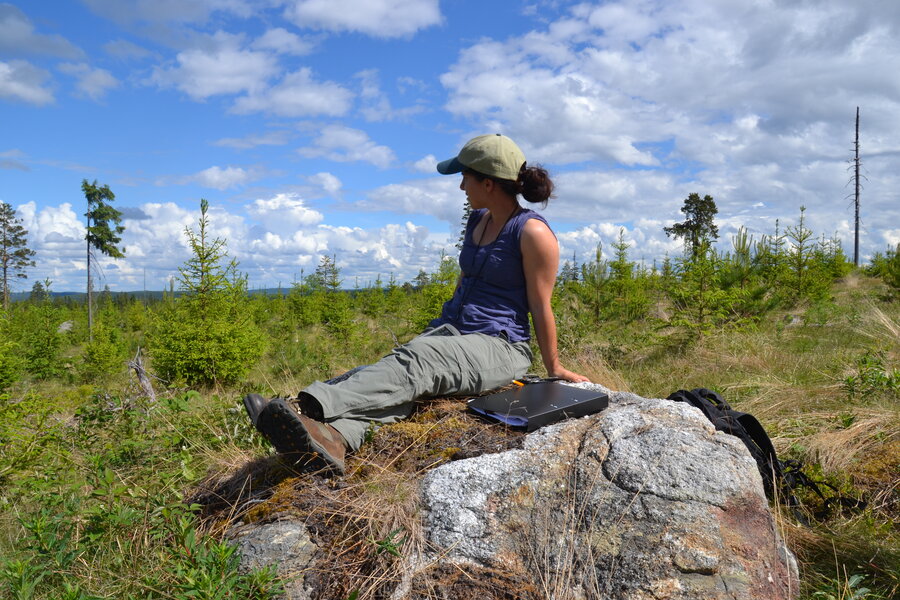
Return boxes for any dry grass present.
[187,396,529,599]
[805,412,899,473]
[857,304,900,356]
[185,278,899,598]
[567,349,631,392]
[578,282,899,598]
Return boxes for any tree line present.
[1,187,899,392]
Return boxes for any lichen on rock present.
[226,383,798,599]
[413,383,798,600]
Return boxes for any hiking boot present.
[242,393,270,427]
[255,398,346,474]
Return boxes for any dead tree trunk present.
[854,106,861,267]
[128,347,156,403]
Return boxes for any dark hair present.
[464,163,554,206]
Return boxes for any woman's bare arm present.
[521,219,590,382]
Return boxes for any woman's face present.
[460,172,488,208]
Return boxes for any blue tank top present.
[429,207,552,342]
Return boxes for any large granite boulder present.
[414,384,797,599]
[232,383,798,599]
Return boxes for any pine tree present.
[609,229,633,282]
[149,199,263,386]
[82,180,125,338]
[785,206,816,299]
[669,242,736,334]
[456,203,472,250]
[664,193,719,257]
[726,226,755,289]
[606,229,650,321]
[0,201,36,310]
[314,254,353,336]
[29,280,47,303]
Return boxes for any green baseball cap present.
[436,133,526,181]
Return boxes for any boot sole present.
[256,399,345,474]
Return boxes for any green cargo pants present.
[301,324,533,450]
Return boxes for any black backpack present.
[667,388,783,500]
[666,388,863,523]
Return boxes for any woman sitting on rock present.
[243,133,589,474]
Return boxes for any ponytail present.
[464,163,555,206]
[516,163,554,205]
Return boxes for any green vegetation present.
[149,200,263,387]
[0,201,36,311]
[82,180,125,340]
[0,203,897,599]
[663,192,720,257]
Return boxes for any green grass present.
[0,273,897,599]
[564,275,899,600]
[0,390,282,599]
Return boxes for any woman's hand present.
[549,367,591,383]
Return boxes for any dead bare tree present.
[853,107,861,267]
[845,107,865,267]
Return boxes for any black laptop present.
[467,381,609,432]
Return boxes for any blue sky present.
[2,0,899,293]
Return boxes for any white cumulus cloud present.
[0,4,83,58]
[150,31,278,100]
[213,129,292,149]
[306,172,343,197]
[162,165,267,190]
[232,67,353,117]
[283,0,442,38]
[364,177,465,224]
[247,193,324,236]
[412,154,437,173]
[298,125,395,168]
[252,27,314,55]
[0,60,54,105]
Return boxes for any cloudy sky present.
[2,0,898,293]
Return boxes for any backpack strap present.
[732,411,782,499]
[666,388,866,524]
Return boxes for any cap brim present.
[436,156,464,175]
